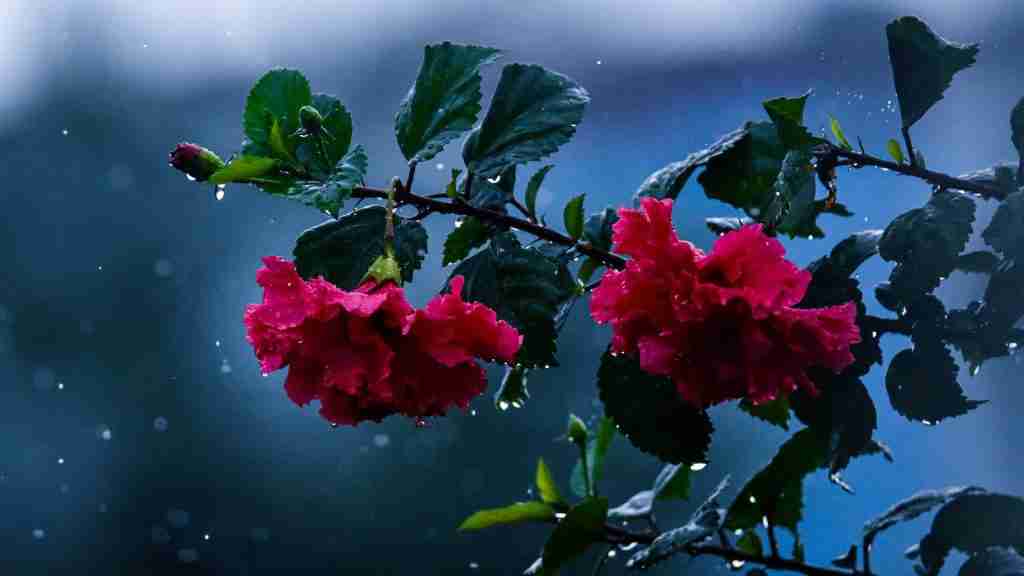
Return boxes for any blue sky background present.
[1,1,1022,574]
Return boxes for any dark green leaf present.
[449,235,575,367]
[916,492,1024,575]
[737,531,764,557]
[983,189,1024,259]
[446,168,462,198]
[536,458,564,505]
[960,165,1018,198]
[293,205,427,289]
[442,217,491,266]
[563,194,585,240]
[957,251,1001,274]
[458,501,556,531]
[886,344,985,424]
[627,477,730,569]
[209,155,278,185]
[706,217,755,235]
[577,258,601,283]
[982,259,1024,335]
[1013,98,1024,176]
[863,486,986,549]
[525,165,553,219]
[726,429,828,534]
[828,230,883,277]
[395,43,500,163]
[310,93,354,168]
[763,91,816,150]
[541,497,608,575]
[790,375,879,477]
[635,127,748,203]
[653,463,692,501]
[462,64,588,177]
[879,189,976,303]
[583,207,617,252]
[597,351,713,465]
[495,364,529,410]
[243,69,312,152]
[887,139,906,164]
[771,149,820,237]
[698,122,787,214]
[739,396,791,430]
[278,144,367,216]
[571,417,615,498]
[959,547,1024,576]
[886,16,979,129]
[608,490,655,520]
[830,116,853,151]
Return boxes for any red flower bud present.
[168,142,224,182]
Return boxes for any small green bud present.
[299,105,323,132]
[362,252,403,286]
[169,142,225,182]
[567,413,588,446]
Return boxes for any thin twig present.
[511,197,537,223]
[768,523,781,558]
[901,126,917,169]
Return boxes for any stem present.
[579,443,593,498]
[768,523,781,558]
[511,197,537,223]
[351,185,627,270]
[901,126,917,168]
[405,162,417,195]
[592,546,612,576]
[862,536,872,575]
[464,171,474,201]
[816,145,1007,200]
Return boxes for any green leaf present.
[608,491,655,520]
[597,351,713,465]
[535,458,564,505]
[626,478,730,570]
[458,501,556,531]
[830,116,853,150]
[395,43,500,163]
[293,205,427,289]
[563,194,585,240]
[879,189,976,304]
[279,145,368,216]
[983,189,1024,260]
[915,491,1024,575]
[886,344,985,425]
[583,207,618,251]
[739,396,791,430]
[208,155,279,185]
[448,235,575,367]
[463,64,588,177]
[961,164,1018,199]
[737,531,764,557]
[635,127,747,202]
[886,16,979,129]
[706,217,755,235]
[959,547,1024,576]
[567,414,588,446]
[540,497,608,575]
[243,69,312,151]
[570,416,615,498]
[446,168,462,199]
[268,118,297,163]
[577,258,601,283]
[310,93,354,168]
[653,463,692,501]
[495,364,529,410]
[443,217,491,265]
[863,486,986,550]
[1013,97,1024,172]
[726,429,828,534]
[764,91,815,149]
[957,251,1000,274]
[771,149,820,237]
[789,374,880,476]
[887,139,906,164]
[525,165,553,219]
[698,122,788,214]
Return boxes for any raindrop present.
[871,331,878,339]
[689,462,707,471]
[748,495,757,504]
[61,129,69,136]
[142,43,149,49]
[734,529,743,536]
[922,420,935,426]
[596,59,603,65]
[469,561,480,570]
[203,533,211,541]
[555,512,567,520]
[153,258,174,278]
[497,401,509,411]
[1008,342,1018,351]
[185,174,197,182]
[761,516,769,528]
[98,427,112,441]
[97,265,103,271]
[730,560,746,569]
[618,542,638,551]
[220,360,232,374]
[607,550,617,558]
[215,185,226,201]
[435,163,445,171]
[971,365,981,377]
[487,175,502,184]
[373,433,390,448]
[153,416,169,432]
[32,528,46,540]
[58,458,64,465]
[57,382,64,390]
[454,219,464,229]
[215,340,221,347]
[470,409,477,416]
[749,207,761,217]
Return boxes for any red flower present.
[591,198,860,408]
[244,257,521,426]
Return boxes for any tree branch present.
[814,145,1008,200]
[351,184,628,270]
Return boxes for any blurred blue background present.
[1,1,1022,574]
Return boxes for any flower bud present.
[299,105,323,133]
[567,413,588,446]
[363,252,403,286]
[169,142,225,182]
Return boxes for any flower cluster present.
[244,257,521,426]
[591,198,860,407]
